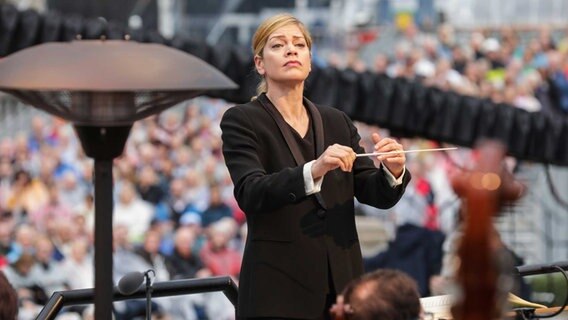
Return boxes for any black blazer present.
[221,93,410,319]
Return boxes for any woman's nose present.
[286,45,297,56]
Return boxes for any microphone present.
[117,271,145,295]
[117,269,155,320]
[515,261,568,276]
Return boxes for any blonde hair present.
[251,13,313,99]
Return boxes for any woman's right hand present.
[311,144,356,179]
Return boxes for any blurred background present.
[0,0,567,319]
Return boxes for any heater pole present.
[94,159,114,319]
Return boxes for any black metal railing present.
[36,276,238,320]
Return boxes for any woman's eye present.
[295,43,306,47]
[272,44,283,48]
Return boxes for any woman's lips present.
[284,61,302,67]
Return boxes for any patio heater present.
[0,39,237,319]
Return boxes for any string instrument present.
[451,141,524,320]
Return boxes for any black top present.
[288,109,316,162]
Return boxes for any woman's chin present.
[272,76,309,86]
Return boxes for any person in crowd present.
[0,209,17,267]
[167,177,201,227]
[136,166,166,205]
[61,238,93,290]
[29,187,73,234]
[184,168,210,212]
[166,226,210,280]
[199,218,241,278]
[0,156,14,208]
[56,170,88,208]
[113,182,154,244]
[2,252,46,305]
[329,269,422,320]
[11,224,38,258]
[6,170,49,218]
[73,193,95,232]
[220,13,410,319]
[201,184,233,228]
[33,236,68,295]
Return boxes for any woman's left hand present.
[371,133,405,178]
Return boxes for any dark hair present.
[12,169,32,185]
[0,209,13,220]
[0,271,18,319]
[342,269,421,320]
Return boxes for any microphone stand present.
[144,270,155,320]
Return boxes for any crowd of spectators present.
[0,20,566,319]
[332,22,568,117]
[0,100,243,319]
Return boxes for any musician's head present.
[0,271,18,319]
[252,13,313,96]
[331,269,422,320]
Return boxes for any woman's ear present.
[254,55,265,75]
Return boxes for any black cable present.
[544,165,568,210]
[531,266,568,319]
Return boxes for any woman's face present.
[255,24,311,86]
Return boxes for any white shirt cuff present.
[304,160,324,195]
[382,164,405,187]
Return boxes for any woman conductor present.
[220,14,411,319]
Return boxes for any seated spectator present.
[56,171,88,208]
[166,178,198,227]
[0,210,17,267]
[2,252,46,305]
[33,236,68,296]
[29,187,73,233]
[60,239,93,290]
[11,224,38,260]
[50,219,79,260]
[0,157,14,208]
[200,218,241,278]
[73,193,95,232]
[136,166,165,205]
[6,170,49,217]
[548,51,568,113]
[133,230,170,282]
[179,212,207,255]
[113,182,154,244]
[201,184,233,228]
[184,169,209,212]
[166,227,210,280]
[330,269,422,320]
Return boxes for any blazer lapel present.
[303,97,324,157]
[303,97,328,210]
[256,93,305,166]
[256,93,329,211]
